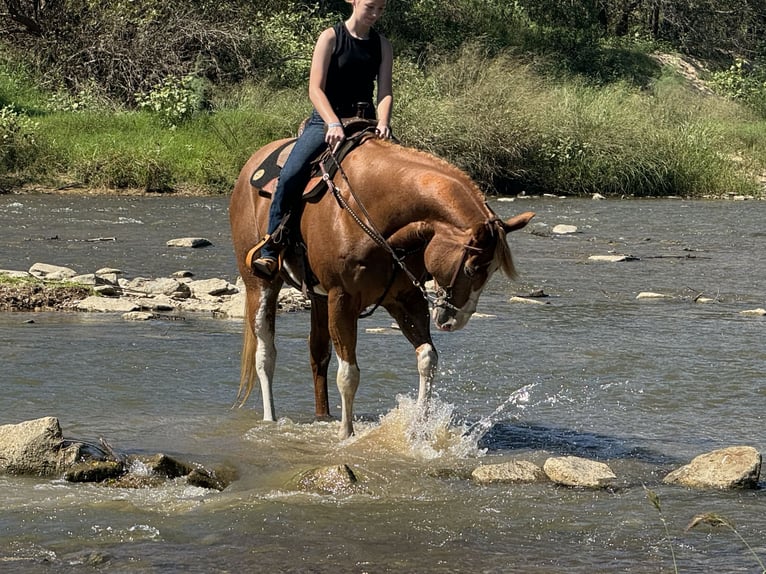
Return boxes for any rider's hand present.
[326,123,345,147]
[376,122,391,139]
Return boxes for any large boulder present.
[0,417,85,476]
[663,446,761,489]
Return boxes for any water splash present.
[349,394,471,460]
[349,384,538,460]
[462,382,538,447]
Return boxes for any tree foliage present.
[1,0,765,107]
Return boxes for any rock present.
[543,456,617,488]
[663,446,761,489]
[65,460,124,483]
[592,193,606,200]
[122,311,155,321]
[0,269,31,279]
[529,223,552,237]
[0,417,85,476]
[739,308,766,316]
[218,291,245,319]
[294,464,360,495]
[95,267,124,276]
[166,237,213,248]
[636,292,671,300]
[471,460,547,484]
[552,224,578,235]
[29,262,78,280]
[76,296,140,313]
[132,277,184,297]
[131,453,193,478]
[171,270,194,278]
[94,285,121,297]
[509,296,548,305]
[187,278,237,297]
[186,466,235,491]
[588,255,639,263]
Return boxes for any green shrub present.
[136,74,209,128]
[0,105,41,171]
[710,59,766,118]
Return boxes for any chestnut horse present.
[230,136,534,439]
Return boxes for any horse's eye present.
[464,264,476,278]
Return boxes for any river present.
[0,193,764,573]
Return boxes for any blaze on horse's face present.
[426,222,502,332]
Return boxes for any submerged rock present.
[663,446,762,489]
[543,456,617,488]
[471,460,547,485]
[65,460,124,483]
[294,464,360,495]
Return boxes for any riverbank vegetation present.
[1,0,766,197]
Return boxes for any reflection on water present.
[1,195,765,572]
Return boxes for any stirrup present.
[245,234,273,271]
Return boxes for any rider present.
[252,0,394,279]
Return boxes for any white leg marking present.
[336,354,360,439]
[254,286,278,422]
[416,343,437,415]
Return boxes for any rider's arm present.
[375,35,393,139]
[308,28,345,147]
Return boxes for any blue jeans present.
[260,111,328,260]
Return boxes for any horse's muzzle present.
[432,306,469,332]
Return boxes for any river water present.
[0,193,764,573]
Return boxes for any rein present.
[323,143,455,314]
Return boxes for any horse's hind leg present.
[250,279,282,421]
[308,295,332,420]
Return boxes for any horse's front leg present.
[308,295,332,420]
[386,292,437,413]
[328,290,360,439]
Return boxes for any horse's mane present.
[370,139,516,278]
[374,139,487,205]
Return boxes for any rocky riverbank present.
[0,258,311,317]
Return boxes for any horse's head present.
[424,211,534,332]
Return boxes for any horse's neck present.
[364,142,489,233]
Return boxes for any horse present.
[229,135,534,439]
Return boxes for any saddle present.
[249,117,379,202]
[245,117,380,289]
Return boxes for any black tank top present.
[324,22,382,119]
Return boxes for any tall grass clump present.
[394,44,761,197]
[32,80,310,193]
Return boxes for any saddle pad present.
[249,139,295,197]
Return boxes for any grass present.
[2,46,766,197]
[645,486,766,573]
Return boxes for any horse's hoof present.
[251,257,279,280]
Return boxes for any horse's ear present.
[501,211,535,233]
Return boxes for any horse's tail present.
[235,298,258,407]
